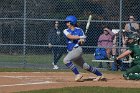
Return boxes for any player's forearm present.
[116,50,131,60]
[124,25,129,32]
[67,34,80,40]
[67,34,86,40]
[136,25,139,30]
[108,30,115,36]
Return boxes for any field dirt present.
[0,72,140,93]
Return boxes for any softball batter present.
[63,15,103,82]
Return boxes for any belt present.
[73,46,79,49]
[67,46,79,52]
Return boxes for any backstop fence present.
[0,0,139,70]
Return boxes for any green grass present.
[0,67,123,74]
[0,68,72,72]
[0,53,95,68]
[15,86,140,93]
[0,53,93,63]
[0,54,22,62]
[0,54,53,63]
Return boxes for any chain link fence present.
[0,0,140,70]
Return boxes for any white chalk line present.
[0,75,70,79]
[0,81,58,88]
[0,75,65,88]
[0,75,71,79]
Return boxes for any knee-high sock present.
[87,66,102,76]
[65,62,79,75]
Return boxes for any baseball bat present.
[85,15,92,34]
[79,15,92,45]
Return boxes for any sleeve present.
[80,29,85,36]
[136,23,139,30]
[108,29,115,36]
[127,45,134,52]
[63,29,70,36]
[124,23,130,31]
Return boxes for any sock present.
[65,62,79,75]
[87,66,102,76]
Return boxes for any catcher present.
[115,34,140,80]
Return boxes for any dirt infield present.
[0,72,140,93]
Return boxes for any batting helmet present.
[65,15,77,25]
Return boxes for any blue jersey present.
[63,27,85,51]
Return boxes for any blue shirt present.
[63,27,85,51]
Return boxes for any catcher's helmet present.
[127,34,140,44]
[65,15,77,25]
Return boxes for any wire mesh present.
[0,0,139,71]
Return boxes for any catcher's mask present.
[127,34,139,44]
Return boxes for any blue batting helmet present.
[65,15,77,25]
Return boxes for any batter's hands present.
[80,35,87,39]
[79,38,85,45]
[48,43,53,48]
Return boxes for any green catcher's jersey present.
[128,44,140,64]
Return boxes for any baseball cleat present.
[75,74,83,82]
[93,75,104,81]
[53,65,59,69]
